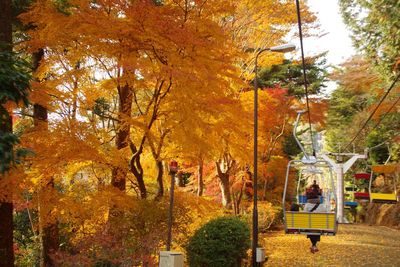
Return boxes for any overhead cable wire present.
[344,72,400,150]
[295,0,316,157]
[369,95,400,133]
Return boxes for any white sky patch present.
[305,0,356,66]
[284,0,358,94]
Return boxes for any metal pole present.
[252,51,260,267]
[336,164,344,223]
[252,49,269,266]
[293,111,309,159]
[166,171,176,251]
[250,46,294,265]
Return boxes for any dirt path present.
[261,224,400,266]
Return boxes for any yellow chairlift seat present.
[370,193,398,203]
[369,164,399,204]
[285,211,336,235]
[283,159,338,236]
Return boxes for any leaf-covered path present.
[261,224,400,266]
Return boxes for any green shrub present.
[186,216,250,267]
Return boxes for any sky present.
[303,0,356,66]
[288,0,357,93]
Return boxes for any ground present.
[261,224,400,266]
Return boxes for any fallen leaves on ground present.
[261,224,400,266]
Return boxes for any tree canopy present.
[340,0,400,76]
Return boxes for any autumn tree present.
[164,94,246,198]
[214,0,318,208]
[0,0,31,265]
[327,56,399,157]
[257,56,328,97]
[231,0,317,79]
[31,50,61,267]
[258,89,296,199]
[339,0,400,75]
[9,0,325,263]
[22,0,244,201]
[0,0,16,259]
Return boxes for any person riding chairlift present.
[305,180,322,204]
[304,180,325,253]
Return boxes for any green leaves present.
[339,0,400,76]
[257,57,328,98]
[0,47,31,106]
[0,45,32,174]
[186,216,250,267]
[0,132,33,173]
[93,97,111,118]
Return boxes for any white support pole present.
[320,154,335,168]
[335,164,345,223]
[321,153,366,223]
[343,155,366,173]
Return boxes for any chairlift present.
[354,192,370,200]
[345,186,357,192]
[344,201,358,208]
[344,177,358,208]
[283,160,337,235]
[282,111,337,236]
[345,168,370,204]
[353,171,371,200]
[368,164,399,203]
[354,173,371,179]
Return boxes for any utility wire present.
[295,0,316,157]
[369,95,400,133]
[344,72,400,150]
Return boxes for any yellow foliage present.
[372,164,399,174]
[262,224,400,266]
[6,0,319,264]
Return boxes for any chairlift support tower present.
[320,152,367,223]
[292,111,367,223]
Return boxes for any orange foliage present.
[4,0,319,264]
[308,98,328,129]
[331,56,383,94]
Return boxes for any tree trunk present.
[155,160,164,200]
[0,0,12,44]
[215,159,235,208]
[129,79,171,199]
[0,202,13,267]
[218,173,232,208]
[233,179,245,215]
[0,106,14,267]
[148,136,166,200]
[129,143,147,199]
[136,171,147,199]
[0,116,13,267]
[38,182,59,267]
[0,0,15,265]
[232,193,238,215]
[40,224,59,267]
[262,178,268,201]
[197,160,204,196]
[33,50,59,267]
[111,83,132,191]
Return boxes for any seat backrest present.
[285,212,336,232]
